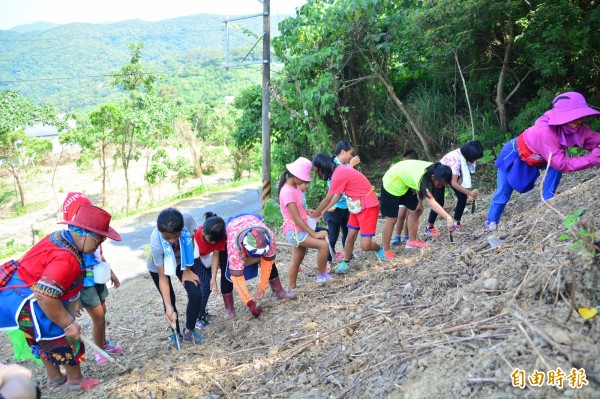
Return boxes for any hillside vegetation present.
[0,14,282,111]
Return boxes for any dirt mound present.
[1,169,598,398]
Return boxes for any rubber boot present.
[222,293,236,320]
[269,277,296,300]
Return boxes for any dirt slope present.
[1,168,598,399]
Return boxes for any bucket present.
[93,262,111,284]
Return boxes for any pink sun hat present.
[286,157,313,182]
[547,92,600,125]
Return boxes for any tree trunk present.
[375,71,434,160]
[11,169,26,207]
[101,142,108,207]
[494,16,514,133]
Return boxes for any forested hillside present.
[0,14,281,111]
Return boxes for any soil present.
[1,162,599,399]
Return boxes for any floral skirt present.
[18,302,85,366]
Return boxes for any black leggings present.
[219,250,234,295]
[428,185,468,224]
[324,207,349,262]
[150,264,206,332]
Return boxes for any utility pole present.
[261,0,271,208]
[224,0,271,209]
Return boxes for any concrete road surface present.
[102,183,261,283]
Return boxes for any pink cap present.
[62,192,92,221]
[285,157,312,182]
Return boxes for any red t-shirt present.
[16,235,84,301]
[194,227,227,256]
[328,165,379,208]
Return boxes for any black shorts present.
[381,185,419,217]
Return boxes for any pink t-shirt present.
[440,148,462,176]
[279,183,307,235]
[329,165,378,209]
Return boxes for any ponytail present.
[312,152,337,181]
[418,163,452,200]
[277,170,292,200]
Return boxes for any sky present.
[0,0,307,30]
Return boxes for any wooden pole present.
[261,0,271,208]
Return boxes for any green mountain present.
[9,22,60,33]
[0,14,281,112]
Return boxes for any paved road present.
[102,184,262,283]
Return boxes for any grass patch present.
[1,200,50,219]
[0,239,29,260]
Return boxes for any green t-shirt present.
[382,160,432,196]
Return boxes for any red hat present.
[63,192,92,221]
[58,204,121,241]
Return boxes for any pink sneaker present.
[406,239,428,249]
[94,352,109,364]
[384,250,395,260]
[103,340,123,355]
[335,251,345,260]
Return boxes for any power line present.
[0,67,263,84]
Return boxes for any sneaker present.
[400,235,409,243]
[195,315,210,331]
[384,250,395,260]
[485,221,497,232]
[424,226,440,237]
[334,261,351,274]
[316,272,333,284]
[375,247,389,261]
[103,339,123,355]
[335,251,345,260]
[454,222,464,232]
[298,266,305,273]
[95,352,109,364]
[391,235,402,246]
[182,329,206,345]
[406,239,428,249]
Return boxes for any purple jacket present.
[523,114,600,172]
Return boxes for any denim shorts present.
[285,230,309,247]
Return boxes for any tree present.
[61,104,123,207]
[111,42,169,212]
[0,90,60,206]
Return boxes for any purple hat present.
[286,157,312,182]
[547,92,600,126]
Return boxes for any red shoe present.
[424,226,440,237]
[405,239,428,249]
[67,377,102,391]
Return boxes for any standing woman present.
[0,204,120,391]
[312,153,388,273]
[380,160,455,251]
[279,157,330,289]
[486,92,600,230]
[324,141,361,264]
[146,208,206,345]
